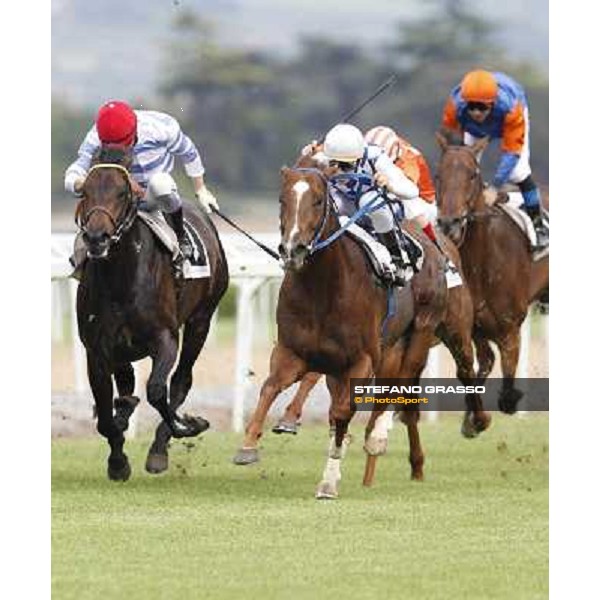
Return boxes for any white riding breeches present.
[357,190,437,233]
[358,190,395,233]
[140,172,182,213]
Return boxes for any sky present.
[51,0,548,107]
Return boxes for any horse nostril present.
[85,230,109,246]
[278,243,287,258]
[292,243,307,258]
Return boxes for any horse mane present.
[92,145,133,168]
[438,128,465,147]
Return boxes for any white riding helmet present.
[323,124,365,162]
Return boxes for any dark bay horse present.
[75,147,228,480]
[435,134,549,412]
[233,165,487,497]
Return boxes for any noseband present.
[75,163,138,245]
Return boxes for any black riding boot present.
[166,207,193,260]
[523,204,549,249]
[379,230,409,286]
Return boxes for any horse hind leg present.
[272,372,321,435]
[497,329,524,414]
[88,354,131,481]
[473,329,495,382]
[113,363,140,433]
[362,343,403,487]
[146,315,212,474]
[396,327,436,481]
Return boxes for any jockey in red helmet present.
[65,100,219,262]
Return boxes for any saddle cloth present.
[497,192,549,262]
[340,217,462,289]
[137,211,211,279]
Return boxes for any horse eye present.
[312,198,323,207]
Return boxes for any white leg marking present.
[316,434,351,499]
[364,410,394,456]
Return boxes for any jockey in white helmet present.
[308,123,428,284]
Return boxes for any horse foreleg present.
[233,344,307,465]
[497,328,523,414]
[113,363,140,433]
[147,329,203,438]
[146,316,212,474]
[438,324,491,438]
[315,355,370,499]
[88,354,130,481]
[272,371,321,435]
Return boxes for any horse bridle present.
[75,163,138,245]
[436,150,492,246]
[288,167,335,254]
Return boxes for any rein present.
[75,163,138,244]
[290,168,387,255]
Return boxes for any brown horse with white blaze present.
[233,165,487,497]
[435,134,549,412]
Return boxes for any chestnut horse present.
[75,146,228,480]
[232,165,487,497]
[435,135,549,412]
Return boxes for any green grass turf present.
[52,414,548,600]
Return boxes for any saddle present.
[134,211,211,279]
[495,192,549,261]
[341,218,462,289]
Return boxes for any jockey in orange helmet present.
[441,70,548,248]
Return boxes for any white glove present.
[73,177,85,196]
[301,140,320,157]
[195,187,219,213]
[483,184,498,206]
[374,172,389,189]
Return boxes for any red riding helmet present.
[95,100,137,146]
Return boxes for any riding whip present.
[212,208,280,261]
[316,74,398,144]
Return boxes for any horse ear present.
[280,165,290,177]
[435,131,449,151]
[471,136,489,155]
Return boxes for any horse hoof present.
[272,419,298,435]
[363,437,388,456]
[315,480,339,500]
[171,415,210,438]
[475,411,492,432]
[498,389,523,415]
[108,458,131,482]
[461,417,479,439]
[411,472,424,482]
[145,453,168,474]
[232,447,259,466]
